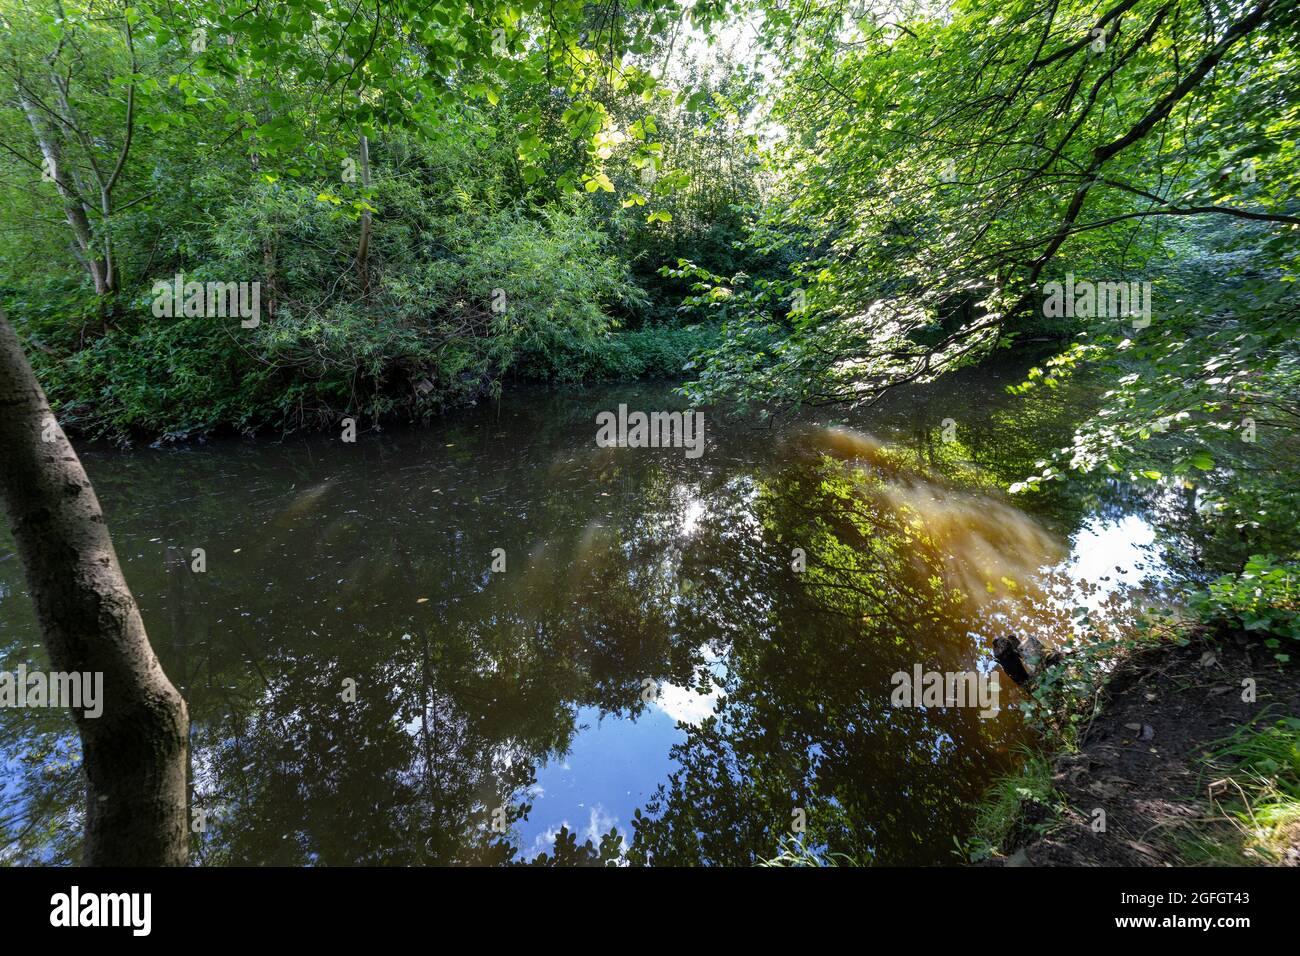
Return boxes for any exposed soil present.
[991,630,1300,867]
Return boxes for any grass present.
[960,747,1062,862]
[758,838,859,867]
[1176,713,1300,865]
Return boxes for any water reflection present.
[0,363,1160,865]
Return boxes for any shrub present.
[1191,554,1300,661]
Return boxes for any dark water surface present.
[0,363,1162,865]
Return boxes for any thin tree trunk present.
[356,133,372,295]
[17,89,109,294]
[0,307,188,865]
[248,99,279,320]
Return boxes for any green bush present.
[16,194,661,439]
[517,323,717,383]
[1191,554,1300,660]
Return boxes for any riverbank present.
[970,621,1300,867]
[20,315,717,444]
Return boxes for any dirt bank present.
[987,630,1300,866]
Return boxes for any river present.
[0,358,1171,865]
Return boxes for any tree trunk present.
[17,88,110,294]
[0,307,188,865]
[248,121,279,321]
[356,133,372,295]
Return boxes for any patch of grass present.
[759,838,858,867]
[960,748,1062,862]
[1176,714,1300,865]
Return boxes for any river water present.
[0,359,1168,865]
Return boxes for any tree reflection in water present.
[0,370,1147,865]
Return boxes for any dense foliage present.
[672,0,1300,573]
[0,0,756,437]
